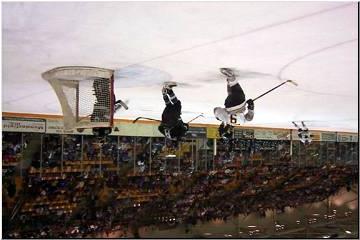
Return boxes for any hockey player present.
[214,68,254,140]
[292,121,312,144]
[91,78,128,138]
[90,78,111,123]
[158,82,189,143]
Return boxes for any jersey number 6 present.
[230,114,237,124]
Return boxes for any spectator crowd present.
[3,162,357,238]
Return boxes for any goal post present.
[42,66,115,130]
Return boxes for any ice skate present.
[163,81,177,89]
[220,68,235,78]
[220,68,236,85]
[162,81,177,94]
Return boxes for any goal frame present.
[42,66,115,130]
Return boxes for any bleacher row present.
[28,160,118,174]
[3,131,359,238]
[4,162,358,238]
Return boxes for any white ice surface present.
[2,2,358,132]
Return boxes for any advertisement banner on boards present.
[321,132,337,142]
[311,132,321,141]
[186,127,207,138]
[3,117,46,133]
[337,133,358,142]
[110,122,163,137]
[254,129,277,140]
[234,128,254,139]
[46,119,93,135]
[254,129,289,140]
[274,130,290,140]
[207,127,220,139]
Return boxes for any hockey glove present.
[246,99,254,110]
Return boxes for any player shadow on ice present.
[114,64,172,88]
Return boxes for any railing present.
[10,197,24,222]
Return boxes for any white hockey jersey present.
[298,130,312,144]
[214,101,254,125]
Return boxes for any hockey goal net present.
[42,66,114,130]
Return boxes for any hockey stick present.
[77,99,129,125]
[187,114,204,124]
[114,99,129,111]
[253,80,298,102]
[132,117,161,123]
[133,114,204,124]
